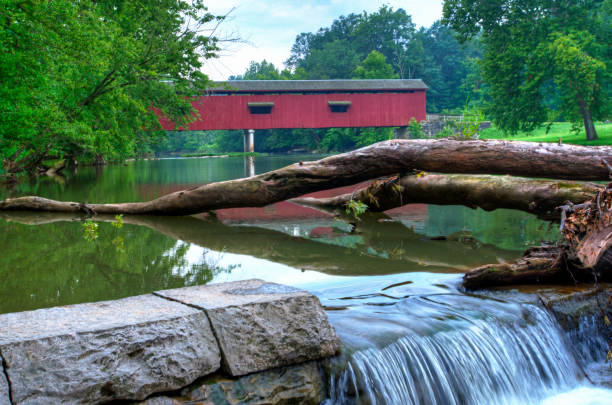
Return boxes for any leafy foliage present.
[82,220,99,241]
[455,108,485,139]
[352,51,398,79]
[443,0,612,140]
[0,0,222,174]
[407,118,425,138]
[286,7,483,113]
[345,199,369,219]
[229,60,292,80]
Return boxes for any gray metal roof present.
[209,79,428,93]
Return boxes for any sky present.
[201,1,444,80]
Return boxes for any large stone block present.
[139,360,326,404]
[0,294,221,405]
[156,279,341,376]
[0,357,9,405]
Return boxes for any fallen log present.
[462,246,570,289]
[292,174,601,220]
[463,185,612,289]
[2,139,612,215]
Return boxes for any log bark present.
[462,246,570,289]
[292,174,602,220]
[2,139,612,215]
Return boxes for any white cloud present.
[202,0,443,80]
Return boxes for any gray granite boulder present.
[138,360,326,405]
[156,279,341,376]
[0,357,9,405]
[0,294,221,405]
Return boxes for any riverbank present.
[480,122,612,145]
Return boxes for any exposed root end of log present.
[562,184,612,270]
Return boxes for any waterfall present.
[327,306,586,405]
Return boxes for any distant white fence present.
[426,114,476,123]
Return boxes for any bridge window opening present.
[248,102,274,114]
[328,101,351,113]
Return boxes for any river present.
[0,155,610,404]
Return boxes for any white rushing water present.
[541,387,612,405]
[325,303,611,405]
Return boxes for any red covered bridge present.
[158,79,427,151]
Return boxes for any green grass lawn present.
[480,122,612,145]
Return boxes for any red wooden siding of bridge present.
[158,80,427,131]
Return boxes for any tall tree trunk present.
[2,139,612,215]
[579,100,598,141]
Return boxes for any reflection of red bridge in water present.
[137,183,428,224]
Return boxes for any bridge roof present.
[209,79,427,93]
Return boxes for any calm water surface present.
[0,155,609,404]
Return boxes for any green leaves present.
[82,220,99,242]
[1,0,221,174]
[230,60,292,81]
[546,33,606,116]
[345,199,368,219]
[352,51,398,79]
[286,6,416,80]
[443,0,611,140]
[407,118,424,138]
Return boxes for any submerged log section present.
[2,139,612,215]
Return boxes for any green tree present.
[417,22,484,112]
[285,7,484,113]
[229,60,292,80]
[443,0,611,140]
[293,39,361,79]
[352,51,398,79]
[352,5,417,78]
[286,6,416,79]
[0,0,222,175]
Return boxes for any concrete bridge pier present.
[243,129,255,153]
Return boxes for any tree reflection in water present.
[0,211,527,314]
